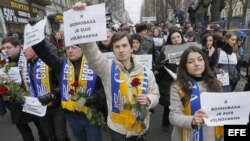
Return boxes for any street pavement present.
[0,104,171,141]
[0,72,247,141]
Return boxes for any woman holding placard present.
[169,47,224,141]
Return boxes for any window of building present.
[234,8,237,16]
[54,0,60,4]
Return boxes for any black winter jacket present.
[32,40,107,116]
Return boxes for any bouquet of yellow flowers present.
[68,81,106,127]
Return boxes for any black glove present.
[85,96,95,107]
[38,93,56,106]
[28,18,40,26]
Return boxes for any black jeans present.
[16,119,47,141]
[109,129,146,141]
[38,106,69,141]
[162,107,170,127]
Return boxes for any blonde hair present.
[223,31,238,53]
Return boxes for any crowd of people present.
[0,1,249,141]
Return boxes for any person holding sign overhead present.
[72,2,159,141]
[31,41,107,141]
[169,47,224,141]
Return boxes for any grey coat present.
[169,81,223,141]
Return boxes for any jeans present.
[39,106,70,141]
[66,111,102,141]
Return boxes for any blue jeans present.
[66,112,102,141]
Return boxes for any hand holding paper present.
[24,18,47,49]
[23,96,47,117]
[200,92,250,126]
[64,3,107,46]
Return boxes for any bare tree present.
[226,0,238,29]
[211,0,223,22]
[158,0,166,23]
[239,0,248,23]
[165,0,169,21]
[169,0,177,10]
[105,0,120,15]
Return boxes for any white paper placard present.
[153,38,163,46]
[63,3,107,46]
[218,51,237,64]
[200,92,250,126]
[134,55,152,69]
[24,18,47,49]
[23,96,47,117]
[0,67,22,83]
[216,73,229,86]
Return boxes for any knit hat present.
[135,23,148,33]
[214,26,224,32]
[186,30,196,36]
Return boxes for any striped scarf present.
[61,56,97,113]
[110,61,149,133]
[21,58,51,98]
[179,81,223,141]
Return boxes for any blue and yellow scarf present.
[110,61,149,133]
[21,58,51,98]
[18,50,26,74]
[179,81,223,141]
[61,56,97,113]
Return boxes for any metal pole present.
[245,0,250,29]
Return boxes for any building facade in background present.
[141,0,187,24]
[0,0,48,39]
[0,0,130,42]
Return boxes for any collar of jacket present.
[70,55,83,65]
[8,50,21,64]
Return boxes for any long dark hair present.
[176,46,222,105]
[200,33,214,47]
[166,28,185,45]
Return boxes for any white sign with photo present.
[168,51,183,65]
[201,92,250,126]
[63,3,107,46]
